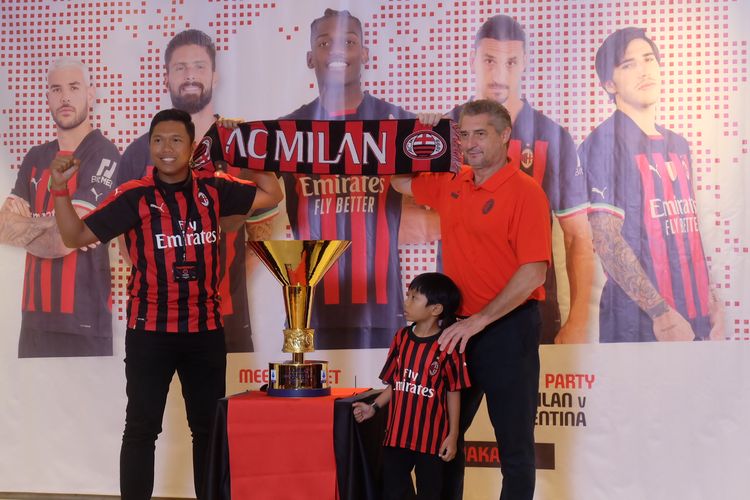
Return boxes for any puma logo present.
[30,177,41,189]
[91,187,103,202]
[648,164,662,178]
[149,202,166,213]
[591,187,608,199]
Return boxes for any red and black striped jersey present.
[379,326,470,455]
[580,110,712,342]
[282,93,415,349]
[118,133,273,350]
[11,130,119,342]
[83,169,257,333]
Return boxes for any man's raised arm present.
[245,171,283,212]
[50,155,99,249]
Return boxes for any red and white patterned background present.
[2,0,746,337]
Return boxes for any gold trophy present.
[247,240,351,397]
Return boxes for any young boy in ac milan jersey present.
[353,272,470,500]
[49,108,282,499]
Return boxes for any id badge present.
[173,261,199,282]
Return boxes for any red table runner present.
[227,388,367,500]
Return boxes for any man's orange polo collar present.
[458,160,521,192]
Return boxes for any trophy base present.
[267,360,331,397]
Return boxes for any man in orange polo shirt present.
[392,99,551,500]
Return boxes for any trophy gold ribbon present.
[247,240,351,397]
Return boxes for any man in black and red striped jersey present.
[580,28,724,342]
[0,57,119,358]
[279,8,440,350]
[50,109,282,499]
[116,29,276,352]
[447,15,594,345]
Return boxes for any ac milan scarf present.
[192,119,460,175]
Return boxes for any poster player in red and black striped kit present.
[50,108,282,499]
[0,57,120,358]
[116,29,274,352]
[278,8,440,350]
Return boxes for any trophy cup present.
[247,240,351,397]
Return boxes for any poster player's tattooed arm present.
[0,208,50,247]
[588,211,695,341]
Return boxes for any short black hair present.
[474,14,526,50]
[164,29,216,70]
[149,108,195,144]
[408,272,462,327]
[310,8,363,43]
[595,27,661,100]
[459,99,512,136]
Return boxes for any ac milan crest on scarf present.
[192,119,460,175]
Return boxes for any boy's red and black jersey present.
[282,93,415,349]
[83,169,256,333]
[11,130,119,341]
[379,326,470,456]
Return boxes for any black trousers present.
[120,328,226,500]
[382,446,444,500]
[442,301,541,500]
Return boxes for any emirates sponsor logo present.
[649,196,701,235]
[155,229,218,249]
[403,130,446,160]
[648,197,698,219]
[394,368,435,398]
[298,175,385,215]
[298,175,386,196]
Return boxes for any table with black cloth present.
[203,388,389,500]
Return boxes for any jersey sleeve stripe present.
[588,202,625,218]
[553,202,590,219]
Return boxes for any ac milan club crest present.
[191,136,212,170]
[520,146,534,171]
[198,191,209,207]
[482,199,495,215]
[403,130,447,160]
[429,360,440,376]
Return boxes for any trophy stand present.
[247,240,351,397]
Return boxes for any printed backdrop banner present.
[1,1,749,499]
